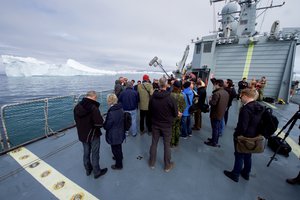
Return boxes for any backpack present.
[124,112,132,131]
[257,107,279,138]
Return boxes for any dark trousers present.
[210,119,222,145]
[232,151,252,178]
[140,110,152,132]
[149,125,172,168]
[224,107,229,125]
[193,109,202,128]
[111,144,123,168]
[82,137,101,175]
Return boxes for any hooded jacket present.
[104,103,125,145]
[74,97,104,142]
[149,90,178,128]
[234,101,264,138]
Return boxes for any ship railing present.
[0,89,114,155]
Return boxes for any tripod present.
[267,105,300,167]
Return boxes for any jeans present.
[210,119,222,144]
[181,116,192,137]
[232,151,252,178]
[125,109,137,136]
[82,137,101,175]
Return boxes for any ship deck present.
[0,100,300,200]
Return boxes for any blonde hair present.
[107,93,118,105]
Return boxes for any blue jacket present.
[118,87,139,111]
[104,103,125,145]
[182,88,194,116]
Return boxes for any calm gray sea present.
[0,73,163,133]
[0,73,163,106]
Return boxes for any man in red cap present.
[138,74,153,135]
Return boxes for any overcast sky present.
[0,0,299,73]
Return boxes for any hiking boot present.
[86,169,92,176]
[224,170,239,182]
[286,172,300,185]
[164,162,174,172]
[111,165,123,170]
[94,168,108,179]
[192,127,200,130]
[240,171,249,180]
[204,141,220,147]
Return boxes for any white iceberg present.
[1,55,164,77]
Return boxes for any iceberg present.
[1,55,163,77]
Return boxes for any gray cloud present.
[0,0,299,73]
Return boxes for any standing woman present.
[104,93,126,170]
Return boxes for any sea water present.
[0,73,163,134]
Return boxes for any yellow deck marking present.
[262,102,277,110]
[9,147,99,200]
[276,130,300,159]
[242,42,255,79]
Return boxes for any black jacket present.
[149,90,178,128]
[234,101,264,138]
[74,98,104,142]
[104,103,125,145]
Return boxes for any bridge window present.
[203,42,212,53]
[196,43,201,54]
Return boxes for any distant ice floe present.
[1,55,165,77]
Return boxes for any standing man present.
[74,91,108,179]
[224,88,264,182]
[138,74,153,134]
[237,77,248,100]
[149,77,178,172]
[118,82,139,137]
[204,79,229,147]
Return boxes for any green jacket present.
[138,82,153,110]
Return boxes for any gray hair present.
[86,91,97,98]
[159,77,167,88]
[107,93,118,105]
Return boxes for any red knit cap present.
[143,74,150,81]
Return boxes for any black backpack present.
[124,112,132,131]
[257,107,279,138]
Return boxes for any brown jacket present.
[209,87,229,120]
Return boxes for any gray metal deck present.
[0,100,300,200]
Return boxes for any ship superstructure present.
[187,0,300,102]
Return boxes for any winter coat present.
[182,87,194,116]
[149,90,178,128]
[138,82,153,110]
[209,87,229,120]
[197,87,207,109]
[74,97,104,142]
[118,87,139,111]
[104,103,125,145]
[234,101,264,138]
[114,80,124,97]
[225,87,237,108]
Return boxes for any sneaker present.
[164,162,174,172]
[148,160,155,169]
[94,168,108,179]
[111,165,123,170]
[188,134,193,137]
[224,170,239,182]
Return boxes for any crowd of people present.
[72,73,299,185]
